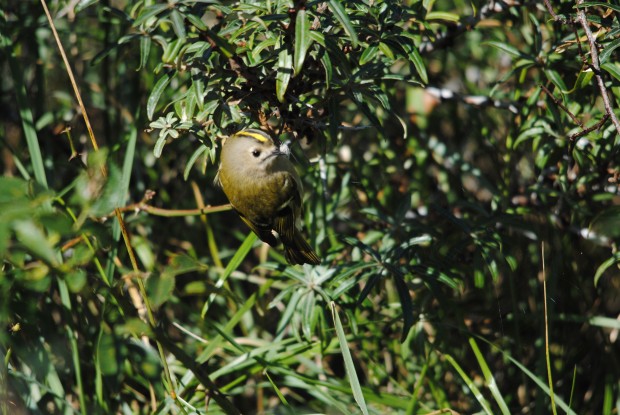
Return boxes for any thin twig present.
[541,0,620,137]
[569,114,609,141]
[40,0,101,154]
[111,194,232,218]
[539,84,583,127]
[542,0,567,23]
[575,0,620,136]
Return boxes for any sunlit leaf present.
[293,10,312,77]
[328,0,359,47]
[147,71,175,120]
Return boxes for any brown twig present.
[539,84,583,127]
[575,0,620,136]
[40,0,101,155]
[111,190,232,218]
[542,0,567,23]
[569,114,609,141]
[541,0,620,138]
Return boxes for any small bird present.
[215,129,321,265]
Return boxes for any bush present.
[1,0,618,414]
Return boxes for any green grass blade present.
[469,338,510,415]
[201,232,258,317]
[499,349,578,415]
[444,353,493,414]
[3,37,48,188]
[330,301,369,415]
[265,371,291,406]
[198,292,258,363]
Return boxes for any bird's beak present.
[275,142,291,158]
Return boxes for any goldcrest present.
[216,129,320,265]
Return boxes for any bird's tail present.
[283,231,321,265]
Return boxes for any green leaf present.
[201,233,258,318]
[276,41,293,103]
[294,10,312,77]
[594,252,620,287]
[14,220,59,267]
[425,11,460,22]
[133,4,170,27]
[393,274,414,342]
[185,13,207,31]
[575,2,620,13]
[97,332,119,376]
[6,45,48,188]
[251,38,278,63]
[308,30,325,47]
[599,38,620,64]
[162,38,184,63]
[204,28,235,59]
[469,338,511,415]
[146,271,176,308]
[330,302,369,415]
[139,35,151,70]
[265,371,291,406]
[184,145,208,180]
[170,9,186,40]
[147,71,175,120]
[378,41,395,60]
[321,52,333,89]
[500,348,579,415]
[565,68,594,94]
[359,44,378,65]
[66,269,87,293]
[485,40,532,59]
[444,353,494,415]
[601,62,620,82]
[154,134,167,158]
[328,0,359,48]
[544,69,568,92]
[300,291,317,340]
[395,36,428,84]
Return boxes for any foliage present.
[1,0,619,414]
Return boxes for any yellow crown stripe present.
[236,131,270,143]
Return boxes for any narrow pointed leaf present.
[276,42,293,102]
[184,145,208,180]
[170,9,186,40]
[328,0,359,47]
[469,338,511,415]
[396,36,427,84]
[139,35,151,70]
[393,275,414,342]
[330,302,369,415]
[147,71,175,120]
[294,10,312,77]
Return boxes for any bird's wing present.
[238,212,278,247]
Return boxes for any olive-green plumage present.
[216,129,320,265]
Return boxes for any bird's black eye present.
[251,149,261,158]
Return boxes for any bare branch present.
[575,0,620,136]
[539,84,583,127]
